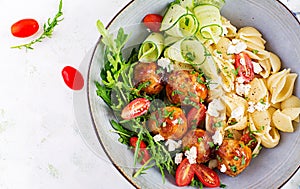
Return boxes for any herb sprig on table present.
[11,0,63,50]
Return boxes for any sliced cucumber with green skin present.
[194,4,223,43]
[179,0,194,10]
[138,32,164,62]
[165,13,199,37]
[194,0,225,9]
[164,38,206,65]
[160,3,199,38]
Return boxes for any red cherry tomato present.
[62,66,84,90]
[129,136,151,164]
[193,163,220,188]
[235,52,254,83]
[187,103,207,129]
[142,14,163,32]
[11,18,39,38]
[175,158,195,186]
[121,98,150,120]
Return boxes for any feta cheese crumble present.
[175,153,183,165]
[207,98,225,117]
[157,57,174,72]
[227,40,247,54]
[212,129,223,146]
[247,101,270,113]
[184,146,197,164]
[235,82,251,96]
[252,61,263,74]
[220,164,227,173]
[153,134,164,142]
[165,139,182,152]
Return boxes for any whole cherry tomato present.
[121,98,150,120]
[61,66,84,90]
[11,18,39,38]
[142,14,163,32]
[235,52,254,83]
[129,136,151,164]
[175,158,195,186]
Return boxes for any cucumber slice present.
[164,38,206,65]
[179,0,195,10]
[138,32,164,62]
[160,4,188,31]
[165,13,199,37]
[194,4,223,43]
[195,0,225,9]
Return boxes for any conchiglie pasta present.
[272,109,294,132]
[270,73,297,104]
[237,26,266,50]
[260,126,280,148]
[250,110,271,135]
[248,78,268,102]
[280,95,300,109]
[244,49,270,61]
[267,69,289,94]
[281,108,300,121]
[221,16,237,38]
[213,56,235,92]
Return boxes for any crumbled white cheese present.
[184,146,197,164]
[165,139,182,152]
[247,101,270,113]
[252,61,263,74]
[248,101,256,113]
[175,153,183,165]
[235,83,251,96]
[236,77,245,84]
[157,57,174,72]
[207,98,225,117]
[220,164,227,173]
[255,101,270,111]
[222,26,228,36]
[212,129,223,146]
[227,40,247,54]
[231,107,244,120]
[153,134,165,142]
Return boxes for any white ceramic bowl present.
[87,0,300,188]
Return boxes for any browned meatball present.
[216,139,252,177]
[165,70,208,105]
[147,106,187,140]
[133,62,164,95]
[182,129,212,163]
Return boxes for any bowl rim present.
[86,0,300,188]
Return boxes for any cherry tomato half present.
[129,136,151,164]
[240,132,258,150]
[175,158,195,186]
[11,18,39,38]
[121,98,150,120]
[193,163,220,188]
[142,14,163,32]
[187,103,207,129]
[235,52,254,83]
[61,66,84,90]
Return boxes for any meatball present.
[133,62,164,95]
[165,70,208,105]
[216,139,252,177]
[147,106,187,140]
[182,129,213,163]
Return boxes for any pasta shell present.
[248,78,268,102]
[260,126,280,148]
[271,73,297,104]
[281,108,300,121]
[272,109,294,132]
[280,95,300,109]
